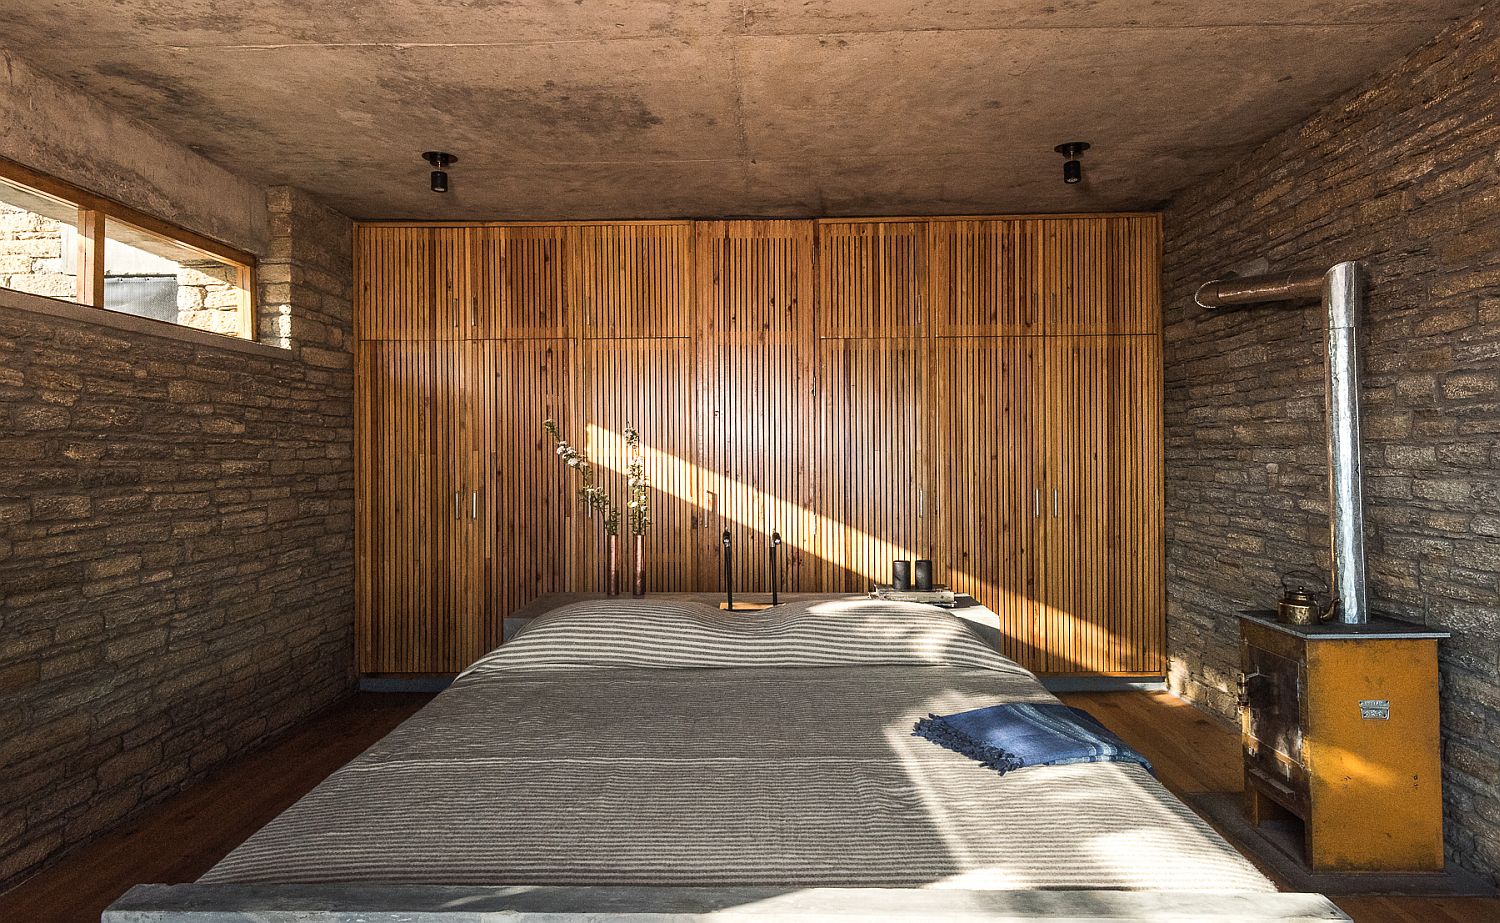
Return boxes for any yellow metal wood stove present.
[1238,611,1449,872]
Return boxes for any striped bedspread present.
[202,598,1275,893]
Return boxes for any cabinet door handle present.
[470,297,478,328]
[1034,488,1041,518]
[453,490,461,520]
[471,490,479,520]
[1053,489,1060,518]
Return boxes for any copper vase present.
[606,533,621,596]
[632,533,646,597]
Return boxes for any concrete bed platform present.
[105,883,1350,921]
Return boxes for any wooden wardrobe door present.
[1040,336,1102,673]
[355,341,439,673]
[355,225,467,341]
[470,226,570,339]
[472,339,573,652]
[429,341,474,670]
[694,220,818,592]
[930,337,1046,668]
[1109,335,1164,673]
[817,337,927,592]
[1038,336,1164,674]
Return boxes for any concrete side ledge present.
[0,287,292,361]
[104,883,1350,921]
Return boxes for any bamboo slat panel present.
[693,220,819,592]
[816,221,928,338]
[469,226,570,338]
[355,225,468,340]
[355,340,439,672]
[576,223,695,339]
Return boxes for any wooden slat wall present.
[695,220,818,591]
[354,340,438,672]
[354,214,1164,675]
[930,337,1046,668]
[471,226,570,338]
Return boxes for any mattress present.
[202,598,1274,894]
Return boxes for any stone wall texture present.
[0,186,355,891]
[1162,5,1499,883]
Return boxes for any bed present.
[107,597,1347,921]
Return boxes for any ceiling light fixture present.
[422,151,456,193]
[1054,141,1090,185]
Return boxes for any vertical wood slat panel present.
[355,340,438,672]
[355,225,468,341]
[929,337,1043,667]
[817,221,928,338]
[579,340,698,592]
[817,338,926,592]
[695,220,818,592]
[577,223,695,339]
[354,215,1164,676]
[471,226,569,338]
[573,223,699,595]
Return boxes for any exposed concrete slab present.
[0,1,1479,220]
[0,49,269,254]
[105,883,1352,921]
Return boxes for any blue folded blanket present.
[913,703,1153,776]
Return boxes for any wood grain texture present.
[355,340,438,673]
[354,215,1165,674]
[470,226,569,339]
[695,220,818,591]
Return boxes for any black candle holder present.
[914,559,933,591]
[892,559,912,591]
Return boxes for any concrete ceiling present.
[0,1,1478,220]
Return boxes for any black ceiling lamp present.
[422,151,456,193]
[1054,141,1090,185]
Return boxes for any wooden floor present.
[1,689,1494,922]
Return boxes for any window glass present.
[0,176,80,303]
[104,218,247,337]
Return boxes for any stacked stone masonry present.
[0,186,356,890]
[1162,6,1499,884]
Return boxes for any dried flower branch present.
[624,423,651,536]
[543,418,620,535]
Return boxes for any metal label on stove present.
[1360,699,1390,720]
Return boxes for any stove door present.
[1242,642,1307,796]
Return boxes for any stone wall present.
[0,205,75,301]
[0,186,355,890]
[1162,5,1499,883]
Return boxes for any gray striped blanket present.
[202,598,1274,893]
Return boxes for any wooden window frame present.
[0,155,258,340]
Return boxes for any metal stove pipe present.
[1195,261,1368,625]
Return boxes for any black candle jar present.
[914,559,933,591]
[892,559,912,591]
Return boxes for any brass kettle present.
[1277,570,1338,625]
